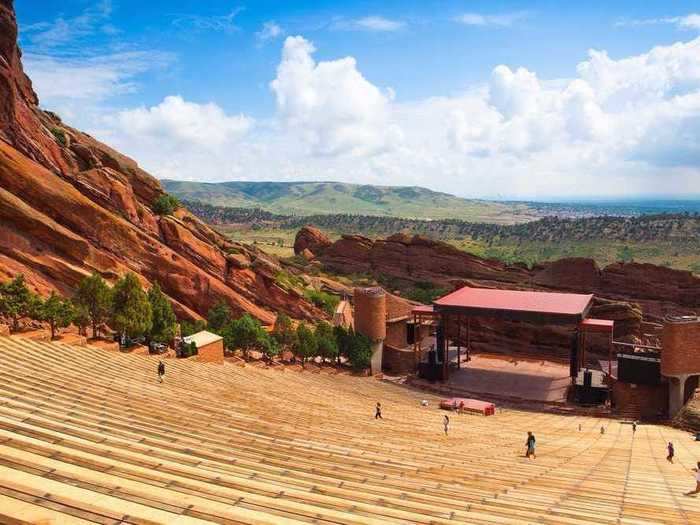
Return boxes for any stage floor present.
[445,352,571,403]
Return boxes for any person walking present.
[157,360,165,383]
[666,442,675,464]
[685,462,700,496]
[375,402,383,420]
[443,415,450,436]
[632,421,637,433]
[458,400,465,415]
[525,432,536,459]
[600,425,605,435]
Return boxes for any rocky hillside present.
[296,226,700,357]
[0,0,323,324]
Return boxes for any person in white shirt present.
[686,462,700,496]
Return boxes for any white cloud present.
[113,96,253,149]
[269,36,401,156]
[345,16,405,32]
[256,21,284,43]
[454,12,528,28]
[21,0,114,50]
[32,33,700,200]
[615,13,700,31]
[172,8,243,33]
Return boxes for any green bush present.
[272,312,295,348]
[315,321,338,362]
[181,319,206,337]
[222,313,267,357]
[293,323,317,366]
[38,291,74,339]
[207,301,231,333]
[50,127,67,146]
[73,273,112,339]
[111,273,152,339]
[148,282,176,344]
[304,289,339,315]
[152,194,181,216]
[0,275,41,332]
[346,331,373,371]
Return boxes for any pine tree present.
[147,282,176,344]
[271,312,295,348]
[207,300,231,334]
[0,275,40,332]
[222,313,265,358]
[293,324,317,367]
[39,292,74,339]
[315,321,338,363]
[111,273,152,340]
[73,273,112,339]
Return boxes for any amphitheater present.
[0,336,698,524]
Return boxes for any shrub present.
[152,194,180,216]
[181,319,206,337]
[304,289,339,315]
[50,127,67,146]
[259,333,280,362]
[179,340,198,358]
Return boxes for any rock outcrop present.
[0,0,323,324]
[316,233,700,356]
[293,226,332,257]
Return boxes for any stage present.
[444,352,572,403]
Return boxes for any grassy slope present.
[162,180,537,223]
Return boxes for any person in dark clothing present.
[375,402,383,419]
[666,442,674,463]
[157,361,165,383]
[443,415,449,435]
[525,432,536,459]
[632,421,637,433]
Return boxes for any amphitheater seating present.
[0,335,698,524]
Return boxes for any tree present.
[0,275,40,332]
[293,324,317,367]
[111,273,152,340]
[333,325,350,365]
[222,313,265,357]
[346,331,373,371]
[38,292,74,339]
[152,194,180,216]
[271,312,295,348]
[315,321,338,363]
[259,333,280,362]
[73,273,112,339]
[148,282,176,344]
[207,301,231,334]
[72,302,90,337]
[181,319,206,337]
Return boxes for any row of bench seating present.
[0,335,697,524]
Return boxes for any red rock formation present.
[293,226,332,257]
[318,233,699,354]
[0,1,324,324]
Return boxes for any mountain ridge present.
[161,179,537,223]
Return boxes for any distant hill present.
[161,180,537,223]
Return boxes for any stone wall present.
[662,319,700,377]
[383,345,416,375]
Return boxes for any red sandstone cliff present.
[298,227,700,356]
[0,1,323,324]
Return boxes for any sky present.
[15,0,700,200]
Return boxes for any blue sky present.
[14,1,700,200]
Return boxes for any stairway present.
[0,335,697,524]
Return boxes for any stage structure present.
[412,287,615,395]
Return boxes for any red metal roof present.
[434,287,593,317]
[412,304,435,314]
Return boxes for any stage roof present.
[430,287,594,324]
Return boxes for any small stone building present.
[183,330,224,364]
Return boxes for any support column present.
[668,374,689,416]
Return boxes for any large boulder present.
[293,226,332,256]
